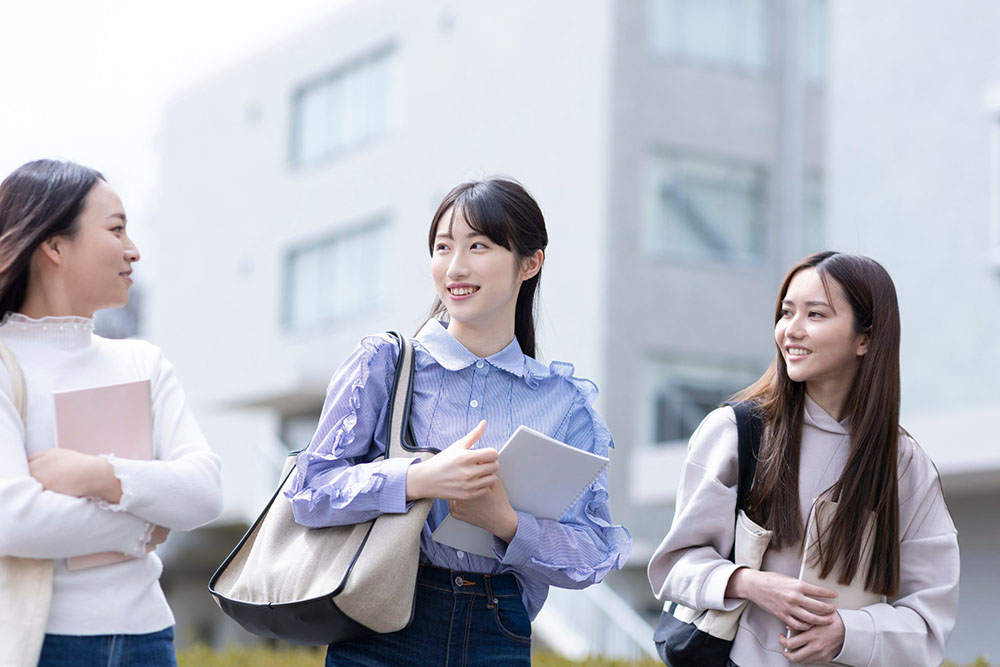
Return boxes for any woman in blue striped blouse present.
[286,177,631,666]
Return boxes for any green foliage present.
[531,655,661,666]
[177,644,324,667]
[178,646,991,667]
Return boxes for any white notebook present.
[798,499,881,610]
[431,425,608,558]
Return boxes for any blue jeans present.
[327,563,531,666]
[38,626,176,667]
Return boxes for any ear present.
[520,249,544,281]
[855,330,871,357]
[37,236,64,267]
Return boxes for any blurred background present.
[2,0,998,662]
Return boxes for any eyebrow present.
[108,212,128,223]
[781,299,833,309]
[434,230,485,241]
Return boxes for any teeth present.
[788,348,811,356]
[450,286,478,296]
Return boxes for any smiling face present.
[774,267,869,394]
[52,180,140,315]
[431,206,536,338]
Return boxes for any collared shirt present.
[286,319,631,619]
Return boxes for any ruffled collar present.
[0,312,95,347]
[416,319,528,377]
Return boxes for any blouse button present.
[476,361,484,369]
[456,550,465,559]
[470,399,479,408]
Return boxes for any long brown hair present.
[0,160,105,318]
[424,177,548,358]
[733,251,901,595]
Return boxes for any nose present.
[785,313,806,339]
[446,250,469,279]
[124,234,140,263]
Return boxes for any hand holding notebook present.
[431,426,608,558]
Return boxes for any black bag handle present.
[726,400,762,513]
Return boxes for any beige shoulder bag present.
[0,341,55,667]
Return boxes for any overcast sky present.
[0,0,347,247]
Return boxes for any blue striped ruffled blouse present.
[285,319,631,619]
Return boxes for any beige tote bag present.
[0,341,55,667]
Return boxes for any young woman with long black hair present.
[0,160,223,666]
[648,252,959,666]
[287,177,631,666]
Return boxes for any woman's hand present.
[405,420,498,501]
[778,610,846,663]
[28,448,123,503]
[450,477,519,543]
[726,568,838,632]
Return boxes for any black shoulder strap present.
[726,400,762,512]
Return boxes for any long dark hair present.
[0,160,106,318]
[425,177,548,358]
[733,251,902,596]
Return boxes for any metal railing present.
[533,582,658,661]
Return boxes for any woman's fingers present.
[801,582,838,600]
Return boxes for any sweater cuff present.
[493,511,537,565]
[94,454,134,512]
[833,609,875,666]
[705,562,745,611]
[378,458,418,514]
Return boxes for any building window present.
[804,0,828,85]
[802,172,825,255]
[283,221,389,329]
[988,84,1000,268]
[291,46,394,166]
[647,0,770,71]
[643,151,769,263]
[648,359,759,444]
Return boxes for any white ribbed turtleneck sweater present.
[0,313,222,635]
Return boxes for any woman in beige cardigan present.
[648,252,959,666]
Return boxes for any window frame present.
[281,218,390,331]
[642,147,771,267]
[289,43,396,168]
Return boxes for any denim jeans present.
[327,563,530,666]
[38,626,176,667]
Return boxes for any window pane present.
[802,173,825,255]
[294,87,327,163]
[648,360,759,443]
[291,49,394,165]
[805,0,828,84]
[284,222,389,328]
[648,0,769,70]
[646,152,768,262]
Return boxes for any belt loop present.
[484,574,496,609]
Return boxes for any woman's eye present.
[111,226,124,233]
[471,242,488,249]
[435,243,450,252]
[809,311,824,318]
[779,309,791,318]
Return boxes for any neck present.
[804,379,853,421]
[446,318,516,359]
[19,282,93,319]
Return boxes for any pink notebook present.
[53,379,156,570]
